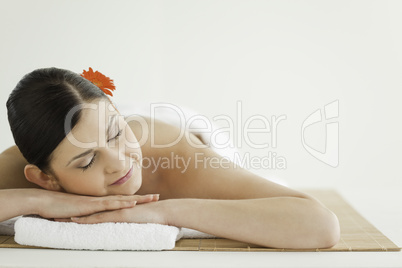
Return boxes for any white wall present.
[0,0,401,191]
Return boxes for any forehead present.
[70,99,120,131]
[51,100,120,161]
[75,101,118,128]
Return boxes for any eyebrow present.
[66,114,119,167]
[66,149,94,167]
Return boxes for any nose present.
[102,147,127,174]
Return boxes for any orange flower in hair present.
[80,67,116,96]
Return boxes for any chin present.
[124,173,142,195]
[131,176,142,195]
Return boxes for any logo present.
[301,100,339,167]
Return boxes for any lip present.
[110,165,133,186]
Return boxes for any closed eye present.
[79,129,122,172]
[107,129,122,142]
[80,153,97,171]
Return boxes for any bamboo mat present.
[0,189,400,251]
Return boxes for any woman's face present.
[49,99,143,196]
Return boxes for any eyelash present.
[107,129,122,142]
[81,152,97,171]
[80,129,123,171]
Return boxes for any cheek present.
[58,170,106,196]
[123,128,142,157]
[124,127,138,143]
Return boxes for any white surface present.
[0,187,401,268]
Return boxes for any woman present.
[1,67,340,249]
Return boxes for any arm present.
[164,197,340,249]
[0,187,160,222]
[0,188,39,221]
[161,140,340,248]
[69,196,340,249]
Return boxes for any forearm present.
[165,197,340,249]
[0,188,40,222]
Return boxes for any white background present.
[1,0,401,191]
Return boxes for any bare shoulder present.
[126,114,203,196]
[125,114,203,148]
[0,145,40,189]
[0,145,28,168]
[126,115,312,201]
[1,145,24,156]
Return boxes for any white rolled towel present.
[13,215,216,250]
[15,215,181,251]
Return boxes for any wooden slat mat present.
[0,189,400,251]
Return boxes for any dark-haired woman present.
[0,67,340,249]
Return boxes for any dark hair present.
[6,67,108,173]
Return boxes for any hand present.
[32,189,159,220]
[63,199,170,226]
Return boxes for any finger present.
[151,194,160,202]
[54,218,73,222]
[71,209,124,224]
[135,194,159,204]
[92,199,137,213]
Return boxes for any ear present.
[24,164,63,192]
